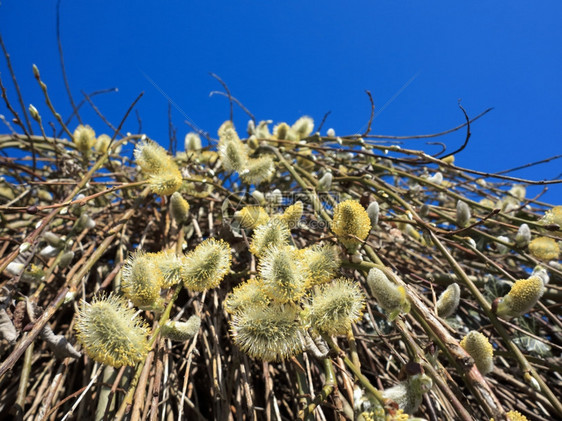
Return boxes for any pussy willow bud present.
[28,104,40,121]
[152,249,185,288]
[251,190,266,205]
[247,135,259,149]
[427,172,443,185]
[249,218,291,257]
[515,223,531,248]
[40,245,59,258]
[540,205,562,227]
[267,189,282,205]
[240,155,275,185]
[224,278,270,314]
[460,331,494,375]
[94,134,111,154]
[184,132,202,151]
[43,231,63,248]
[75,294,150,367]
[58,251,75,268]
[230,303,304,361]
[331,200,371,253]
[247,119,256,136]
[122,251,164,309]
[307,278,365,335]
[366,268,409,320]
[367,201,379,228]
[5,262,24,276]
[148,169,183,196]
[161,315,201,341]
[255,120,272,139]
[456,200,471,228]
[496,236,510,254]
[326,128,335,137]
[73,125,96,153]
[292,116,314,139]
[134,138,173,174]
[76,213,96,231]
[509,184,526,201]
[528,236,560,261]
[382,374,433,414]
[181,238,232,292]
[237,206,269,229]
[436,283,460,318]
[302,244,340,286]
[259,246,307,303]
[279,201,303,229]
[317,172,333,192]
[273,122,290,139]
[218,121,248,172]
[495,276,545,319]
[524,372,541,392]
[170,192,190,224]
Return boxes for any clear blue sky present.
[1,1,561,202]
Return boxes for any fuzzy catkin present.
[460,331,494,375]
[495,276,545,319]
[436,283,461,318]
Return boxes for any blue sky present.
[1,1,561,202]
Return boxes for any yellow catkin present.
[75,294,150,367]
[73,124,96,153]
[496,276,545,319]
[279,201,303,229]
[528,236,560,261]
[181,238,232,291]
[331,200,371,253]
[238,206,270,229]
[540,205,562,227]
[460,331,494,375]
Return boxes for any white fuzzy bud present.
[427,172,443,185]
[317,172,333,192]
[456,200,471,228]
[367,201,379,228]
[515,223,531,248]
[326,128,335,137]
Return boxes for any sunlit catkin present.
[121,251,164,309]
[366,268,409,320]
[224,278,270,314]
[495,276,545,319]
[218,121,248,172]
[279,201,303,229]
[249,218,291,257]
[291,116,314,139]
[240,155,275,185]
[237,206,270,229]
[460,331,494,375]
[73,124,96,153]
[170,192,190,224]
[307,278,365,335]
[147,168,183,196]
[436,283,460,318]
[331,200,371,253]
[528,236,560,261]
[75,294,150,367]
[456,200,471,228]
[230,303,304,361]
[152,249,185,288]
[134,138,173,174]
[184,132,202,151]
[540,205,562,227]
[181,238,232,291]
[94,134,111,154]
[259,245,307,303]
[161,315,201,342]
[301,244,340,286]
